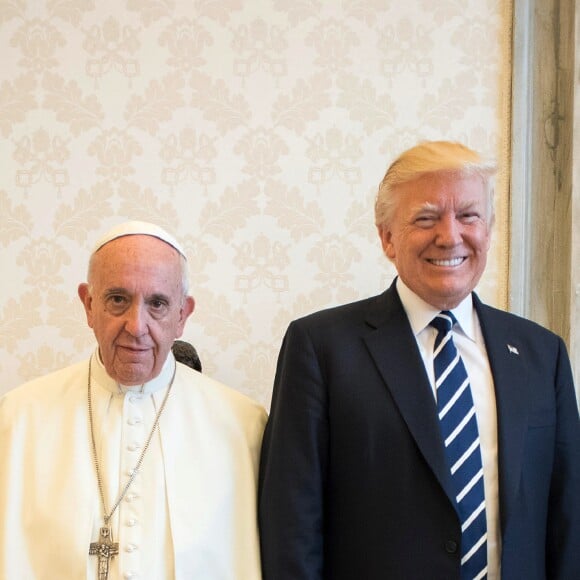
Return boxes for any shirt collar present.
[91,347,176,395]
[395,277,477,341]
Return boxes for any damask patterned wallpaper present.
[0,0,511,406]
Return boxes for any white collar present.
[91,347,176,395]
[395,277,477,342]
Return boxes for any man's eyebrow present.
[412,202,439,213]
[456,200,481,211]
[147,292,171,302]
[103,287,129,296]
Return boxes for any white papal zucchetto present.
[91,220,187,259]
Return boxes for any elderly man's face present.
[78,235,194,385]
[379,171,492,310]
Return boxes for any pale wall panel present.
[0,0,511,406]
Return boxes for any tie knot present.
[430,310,456,334]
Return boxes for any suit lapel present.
[474,297,530,532]
[362,285,531,525]
[363,284,456,506]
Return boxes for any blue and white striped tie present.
[431,311,487,580]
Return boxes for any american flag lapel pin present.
[507,344,519,355]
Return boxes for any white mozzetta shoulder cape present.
[0,353,267,580]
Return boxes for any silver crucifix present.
[89,526,119,580]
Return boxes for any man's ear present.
[77,283,95,328]
[378,225,396,261]
[176,296,195,335]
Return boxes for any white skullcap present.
[91,220,187,259]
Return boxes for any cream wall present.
[0,0,511,406]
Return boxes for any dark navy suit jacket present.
[259,281,580,579]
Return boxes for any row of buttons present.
[123,396,143,580]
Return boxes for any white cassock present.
[0,349,267,580]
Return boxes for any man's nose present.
[435,215,462,246]
[123,303,148,336]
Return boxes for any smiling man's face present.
[78,235,194,385]
[379,171,492,310]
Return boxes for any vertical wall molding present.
[510,0,574,343]
[572,0,580,392]
[511,0,578,395]
[509,0,534,318]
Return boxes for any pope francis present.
[0,221,267,580]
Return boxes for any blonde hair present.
[374,141,497,228]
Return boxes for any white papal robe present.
[0,349,267,580]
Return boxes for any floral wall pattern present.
[0,0,511,406]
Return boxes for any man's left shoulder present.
[476,297,562,341]
[176,365,267,424]
[475,298,571,373]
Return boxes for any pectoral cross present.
[89,526,119,580]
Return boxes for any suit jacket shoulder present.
[473,294,580,580]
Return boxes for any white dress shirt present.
[397,278,501,579]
